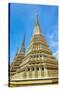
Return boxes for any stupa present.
[10,38,25,76]
[10,15,58,87]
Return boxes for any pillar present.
[27,68,30,79]
[23,68,27,79]
[32,67,35,79]
[43,63,48,77]
[38,66,41,78]
[35,66,38,78]
[29,67,32,78]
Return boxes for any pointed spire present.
[15,47,19,56]
[20,34,25,54]
[13,47,19,61]
[35,15,39,25]
[33,14,41,36]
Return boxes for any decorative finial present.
[35,13,39,25]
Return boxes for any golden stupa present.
[10,15,58,87]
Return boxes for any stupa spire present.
[33,14,41,35]
[35,14,39,25]
[15,47,19,56]
[20,34,25,54]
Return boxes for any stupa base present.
[9,77,58,87]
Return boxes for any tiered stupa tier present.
[10,38,25,76]
[10,15,58,86]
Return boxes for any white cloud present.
[48,32,58,50]
[53,50,58,60]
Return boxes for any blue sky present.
[9,3,58,63]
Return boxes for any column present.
[38,66,41,78]
[32,67,35,79]
[35,66,38,78]
[27,68,30,79]
[43,63,48,77]
[23,68,27,79]
[25,67,28,79]
[20,71,23,79]
[29,67,32,78]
